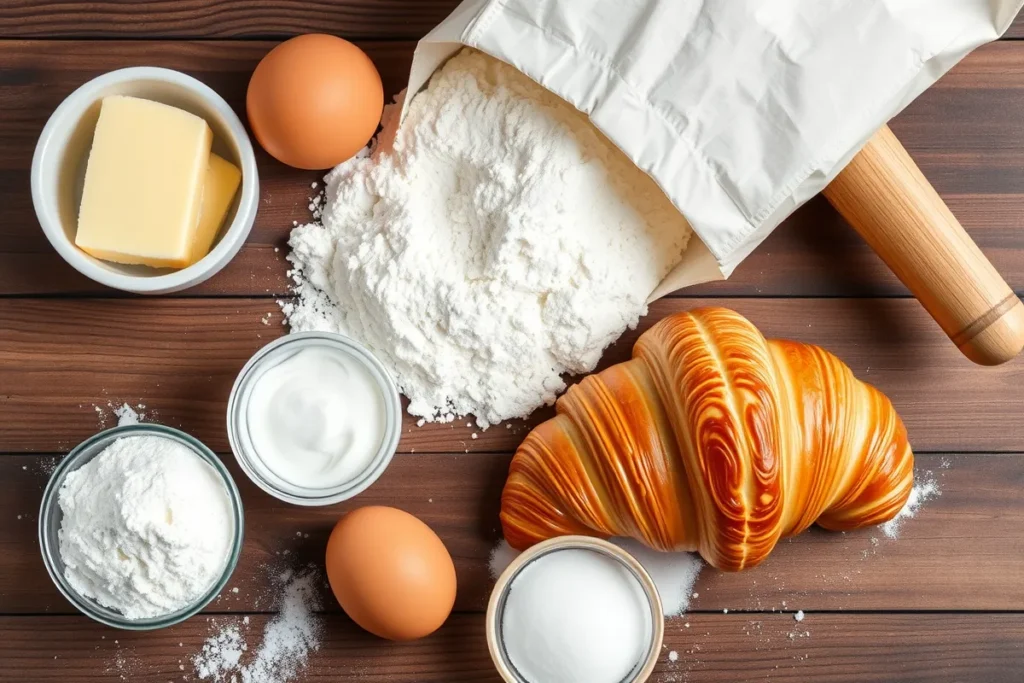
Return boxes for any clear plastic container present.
[38,424,244,630]
[227,331,402,506]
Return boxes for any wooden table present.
[2,3,1024,681]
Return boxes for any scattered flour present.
[105,643,142,682]
[113,403,143,426]
[794,610,805,622]
[880,472,941,539]
[193,568,322,683]
[194,625,245,680]
[489,538,702,617]
[94,401,148,427]
[283,48,691,429]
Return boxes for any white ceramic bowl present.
[30,67,259,294]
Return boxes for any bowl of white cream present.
[227,331,402,506]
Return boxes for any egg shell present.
[247,34,384,170]
[326,506,457,641]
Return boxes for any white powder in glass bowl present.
[57,435,233,620]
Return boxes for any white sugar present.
[502,549,649,683]
[612,539,702,616]
[490,538,703,617]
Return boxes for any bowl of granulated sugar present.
[486,536,664,683]
[38,424,244,630]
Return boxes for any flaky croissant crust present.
[501,307,913,571]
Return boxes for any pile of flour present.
[58,435,234,619]
[283,49,691,428]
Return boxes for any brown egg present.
[247,34,384,170]
[326,506,457,641]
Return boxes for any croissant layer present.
[500,307,913,571]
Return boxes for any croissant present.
[500,307,913,571]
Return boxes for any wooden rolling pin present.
[823,125,1024,366]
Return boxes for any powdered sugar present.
[489,538,522,579]
[283,48,691,428]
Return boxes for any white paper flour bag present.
[403,0,1023,297]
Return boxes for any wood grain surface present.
[1,613,1022,682]
[1,454,1020,616]
[2,297,1023,454]
[0,0,463,38]
[1,0,1023,43]
[2,4,1024,683]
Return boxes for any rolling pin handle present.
[823,125,1024,366]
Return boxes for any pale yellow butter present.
[75,96,213,269]
[191,153,242,266]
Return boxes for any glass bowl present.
[227,331,402,506]
[486,536,665,683]
[38,424,244,630]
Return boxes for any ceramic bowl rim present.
[29,66,259,294]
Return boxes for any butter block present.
[190,153,242,265]
[75,96,213,269]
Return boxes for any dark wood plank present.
[3,453,1021,614]
[1,297,1022,454]
[4,41,1024,297]
[1003,12,1024,39]
[656,613,1024,683]
[0,613,1021,682]
[0,0,463,39]
[0,0,1018,46]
